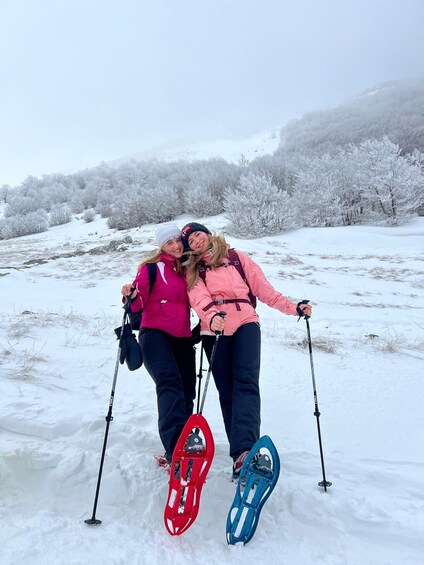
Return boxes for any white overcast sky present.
[1,0,424,186]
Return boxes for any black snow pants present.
[202,322,261,460]
[140,329,196,460]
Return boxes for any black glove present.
[119,337,128,364]
[114,324,143,370]
[123,331,143,370]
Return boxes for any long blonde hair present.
[136,249,183,275]
[185,235,228,289]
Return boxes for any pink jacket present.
[187,248,298,336]
[130,253,192,338]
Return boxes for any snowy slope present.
[111,128,281,166]
[0,214,423,565]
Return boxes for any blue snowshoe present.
[226,435,280,545]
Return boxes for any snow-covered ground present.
[0,214,423,565]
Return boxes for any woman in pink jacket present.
[122,223,197,468]
[180,222,312,479]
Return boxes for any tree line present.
[0,136,422,240]
[1,78,423,240]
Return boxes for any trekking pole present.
[298,300,332,492]
[85,295,132,525]
[195,343,205,414]
[199,312,226,415]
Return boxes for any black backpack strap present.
[127,263,157,332]
[146,262,157,294]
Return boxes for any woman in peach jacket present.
[180,222,312,479]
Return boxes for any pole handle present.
[213,311,227,335]
[122,293,133,313]
[296,299,310,321]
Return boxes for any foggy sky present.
[1,0,424,186]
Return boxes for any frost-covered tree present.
[69,193,85,214]
[49,204,72,227]
[4,174,75,217]
[139,180,181,223]
[161,161,195,202]
[0,210,49,239]
[183,158,240,215]
[0,185,10,203]
[184,183,219,216]
[106,179,181,230]
[83,209,96,223]
[39,181,70,211]
[4,192,41,217]
[326,150,363,226]
[107,185,147,230]
[291,154,343,227]
[289,138,423,227]
[236,154,250,168]
[81,175,112,209]
[247,154,291,192]
[224,172,296,237]
[19,175,40,197]
[95,189,116,218]
[280,77,424,157]
[350,137,423,225]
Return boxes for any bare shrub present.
[359,329,424,353]
[283,329,341,354]
[83,209,96,223]
[49,205,72,227]
[280,254,304,265]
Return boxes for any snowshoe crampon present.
[164,413,214,536]
[226,435,280,545]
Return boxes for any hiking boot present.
[232,451,249,480]
[155,454,171,472]
[185,431,205,453]
[156,456,180,479]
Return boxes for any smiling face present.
[162,236,183,258]
[188,230,210,253]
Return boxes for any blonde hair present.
[137,248,183,275]
[185,235,228,289]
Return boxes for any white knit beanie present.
[155,223,181,248]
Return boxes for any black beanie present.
[181,222,211,250]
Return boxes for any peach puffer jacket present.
[187,248,298,336]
